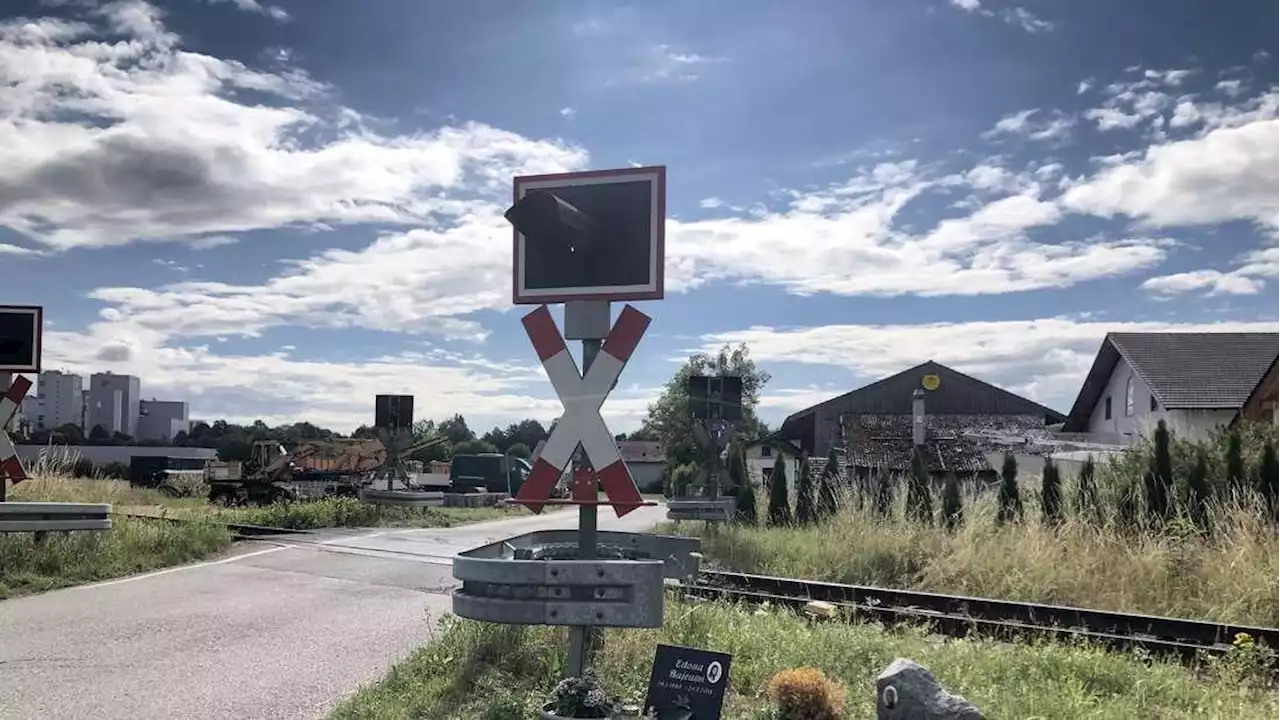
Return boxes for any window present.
[1104,396,1112,420]
[1125,377,1135,416]
[760,445,772,458]
[1150,394,1158,412]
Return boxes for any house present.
[532,438,667,493]
[617,440,665,493]
[777,360,1066,481]
[1063,332,1279,443]
[1236,358,1278,425]
[742,436,803,495]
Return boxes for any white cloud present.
[206,0,290,21]
[0,8,587,250]
[188,235,241,250]
[625,45,726,84]
[1077,79,1093,95]
[947,1,1053,33]
[699,197,724,209]
[700,317,1280,411]
[983,109,1074,142]
[559,107,576,119]
[1141,270,1264,297]
[1141,246,1279,297]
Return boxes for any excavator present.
[204,434,452,506]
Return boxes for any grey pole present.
[566,311,605,677]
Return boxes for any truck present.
[448,453,531,494]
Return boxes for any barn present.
[776,360,1066,480]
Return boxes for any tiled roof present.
[841,413,1049,473]
[1110,332,1278,409]
[618,440,663,463]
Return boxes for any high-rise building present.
[35,371,84,430]
[138,399,191,442]
[87,372,141,437]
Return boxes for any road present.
[0,503,668,720]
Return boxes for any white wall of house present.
[743,443,799,497]
[1087,356,1236,444]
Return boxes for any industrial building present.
[138,399,192,442]
[86,372,141,437]
[21,370,84,431]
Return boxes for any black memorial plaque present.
[687,375,743,422]
[644,643,732,720]
[374,394,414,430]
[0,306,41,373]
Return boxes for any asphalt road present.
[0,503,669,720]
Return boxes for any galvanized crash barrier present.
[453,529,701,628]
[0,502,112,541]
[357,488,444,506]
[666,497,736,522]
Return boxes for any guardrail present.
[0,502,112,536]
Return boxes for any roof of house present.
[617,440,663,463]
[1064,332,1279,430]
[1233,357,1278,426]
[779,360,1065,441]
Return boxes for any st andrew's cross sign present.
[0,375,32,486]
[513,303,650,516]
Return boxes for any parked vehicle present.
[448,453,531,494]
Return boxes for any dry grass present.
[330,600,1278,719]
[662,475,1279,626]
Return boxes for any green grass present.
[0,514,232,599]
[217,496,526,530]
[3,474,528,599]
[329,600,1278,720]
[656,480,1279,627]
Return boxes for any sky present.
[1,0,1277,436]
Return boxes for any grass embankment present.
[1,474,526,599]
[3,475,231,599]
[663,424,1280,627]
[663,490,1278,627]
[330,602,1278,720]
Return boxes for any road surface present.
[0,504,668,720]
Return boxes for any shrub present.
[1075,455,1098,524]
[873,466,894,519]
[731,446,758,525]
[795,453,818,526]
[1146,419,1173,522]
[100,461,130,480]
[996,452,1021,525]
[1257,443,1278,521]
[548,668,613,718]
[1226,431,1246,497]
[766,666,846,720]
[1187,450,1211,531]
[71,457,96,479]
[817,448,840,520]
[905,448,933,525]
[668,462,699,497]
[940,471,963,532]
[768,456,792,527]
[1041,457,1063,527]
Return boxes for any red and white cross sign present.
[515,304,650,517]
[0,375,32,485]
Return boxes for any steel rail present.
[682,569,1278,664]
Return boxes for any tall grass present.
[330,601,1278,720]
[664,424,1280,626]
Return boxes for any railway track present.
[115,512,1278,665]
[678,570,1279,665]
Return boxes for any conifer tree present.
[996,452,1022,525]
[941,471,964,532]
[767,454,792,526]
[906,447,934,525]
[1041,456,1063,527]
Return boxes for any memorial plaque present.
[644,643,732,720]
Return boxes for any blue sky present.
[1,0,1276,434]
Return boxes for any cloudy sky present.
[1,0,1276,434]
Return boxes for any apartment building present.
[86,372,141,437]
[137,399,191,442]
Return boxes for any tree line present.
[18,414,559,465]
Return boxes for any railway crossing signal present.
[0,375,32,498]
[514,303,649,516]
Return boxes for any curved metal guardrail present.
[0,502,112,533]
